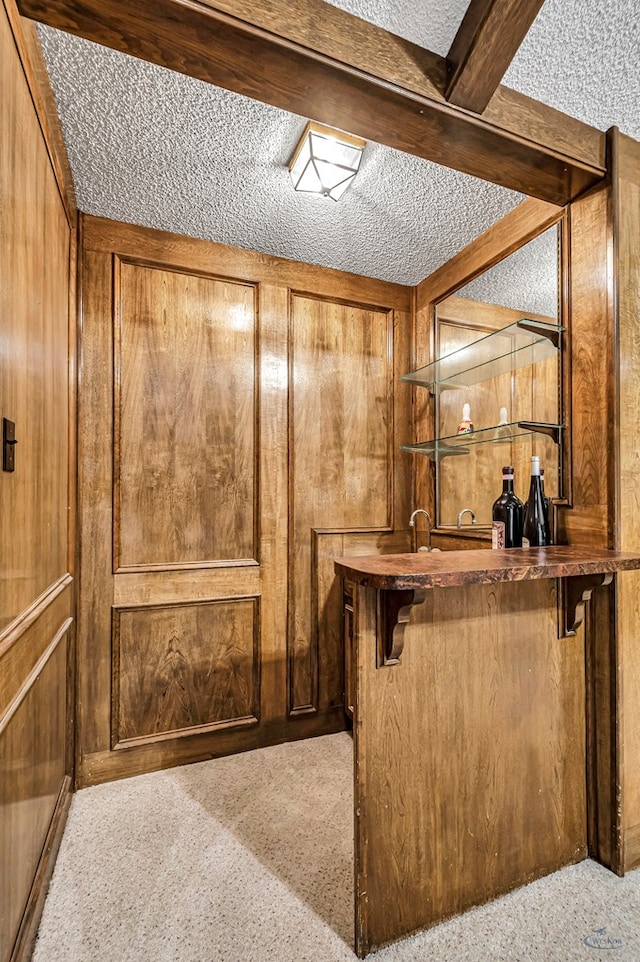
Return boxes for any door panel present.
[115,259,257,570]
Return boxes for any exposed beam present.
[17,0,605,206]
[446,0,546,113]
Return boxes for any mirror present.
[435,224,562,528]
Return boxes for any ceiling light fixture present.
[288,121,366,201]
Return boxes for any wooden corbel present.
[561,573,614,637]
[377,588,427,666]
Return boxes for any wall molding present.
[0,618,72,736]
[0,574,72,659]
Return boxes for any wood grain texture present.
[334,546,640,591]
[289,294,394,713]
[0,1,71,631]
[77,215,411,784]
[114,259,257,568]
[559,184,613,549]
[16,0,605,205]
[1,0,76,226]
[315,530,411,714]
[446,0,546,113]
[82,215,412,310]
[113,598,259,746]
[0,5,75,959]
[0,625,69,962]
[612,132,640,871]
[353,578,586,955]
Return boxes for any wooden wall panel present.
[114,259,257,569]
[288,294,394,714]
[613,132,640,871]
[78,216,413,785]
[0,4,75,960]
[561,183,613,548]
[0,0,70,631]
[354,579,586,954]
[0,622,70,962]
[313,529,411,712]
[113,597,259,746]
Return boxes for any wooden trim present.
[16,0,605,205]
[110,595,261,749]
[9,775,73,962]
[81,215,413,310]
[416,197,565,310]
[0,574,73,657]
[78,707,348,787]
[0,618,73,736]
[2,0,77,226]
[445,0,546,113]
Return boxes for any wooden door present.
[77,216,412,786]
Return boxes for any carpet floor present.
[33,733,639,961]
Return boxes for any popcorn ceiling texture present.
[37,26,524,287]
[457,227,559,319]
[504,0,640,139]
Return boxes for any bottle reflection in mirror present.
[523,456,550,546]
[491,465,524,548]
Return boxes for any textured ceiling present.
[36,0,640,288]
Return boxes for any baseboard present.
[78,708,349,787]
[10,775,73,962]
[624,822,640,872]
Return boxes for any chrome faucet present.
[409,508,435,552]
[457,507,476,528]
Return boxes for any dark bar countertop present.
[334,546,640,590]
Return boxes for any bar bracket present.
[377,588,427,667]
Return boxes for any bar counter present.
[334,546,640,956]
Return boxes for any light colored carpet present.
[34,733,639,961]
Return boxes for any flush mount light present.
[288,121,366,201]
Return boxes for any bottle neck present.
[502,474,514,493]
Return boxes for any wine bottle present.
[491,465,524,549]
[540,468,552,545]
[522,456,550,547]
[457,402,473,435]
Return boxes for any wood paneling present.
[612,131,640,871]
[354,579,586,955]
[445,0,546,113]
[114,259,257,569]
[78,215,412,784]
[16,0,606,205]
[288,294,395,714]
[0,1,71,631]
[112,597,259,746]
[560,183,613,548]
[0,5,75,960]
[0,623,70,962]
[314,530,411,713]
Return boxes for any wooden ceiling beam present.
[17,0,605,206]
[446,0,546,113]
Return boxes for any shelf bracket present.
[377,588,427,667]
[517,319,562,349]
[517,421,563,444]
[561,572,614,637]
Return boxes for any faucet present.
[457,507,476,529]
[409,508,436,552]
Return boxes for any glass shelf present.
[401,421,563,461]
[401,318,564,392]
